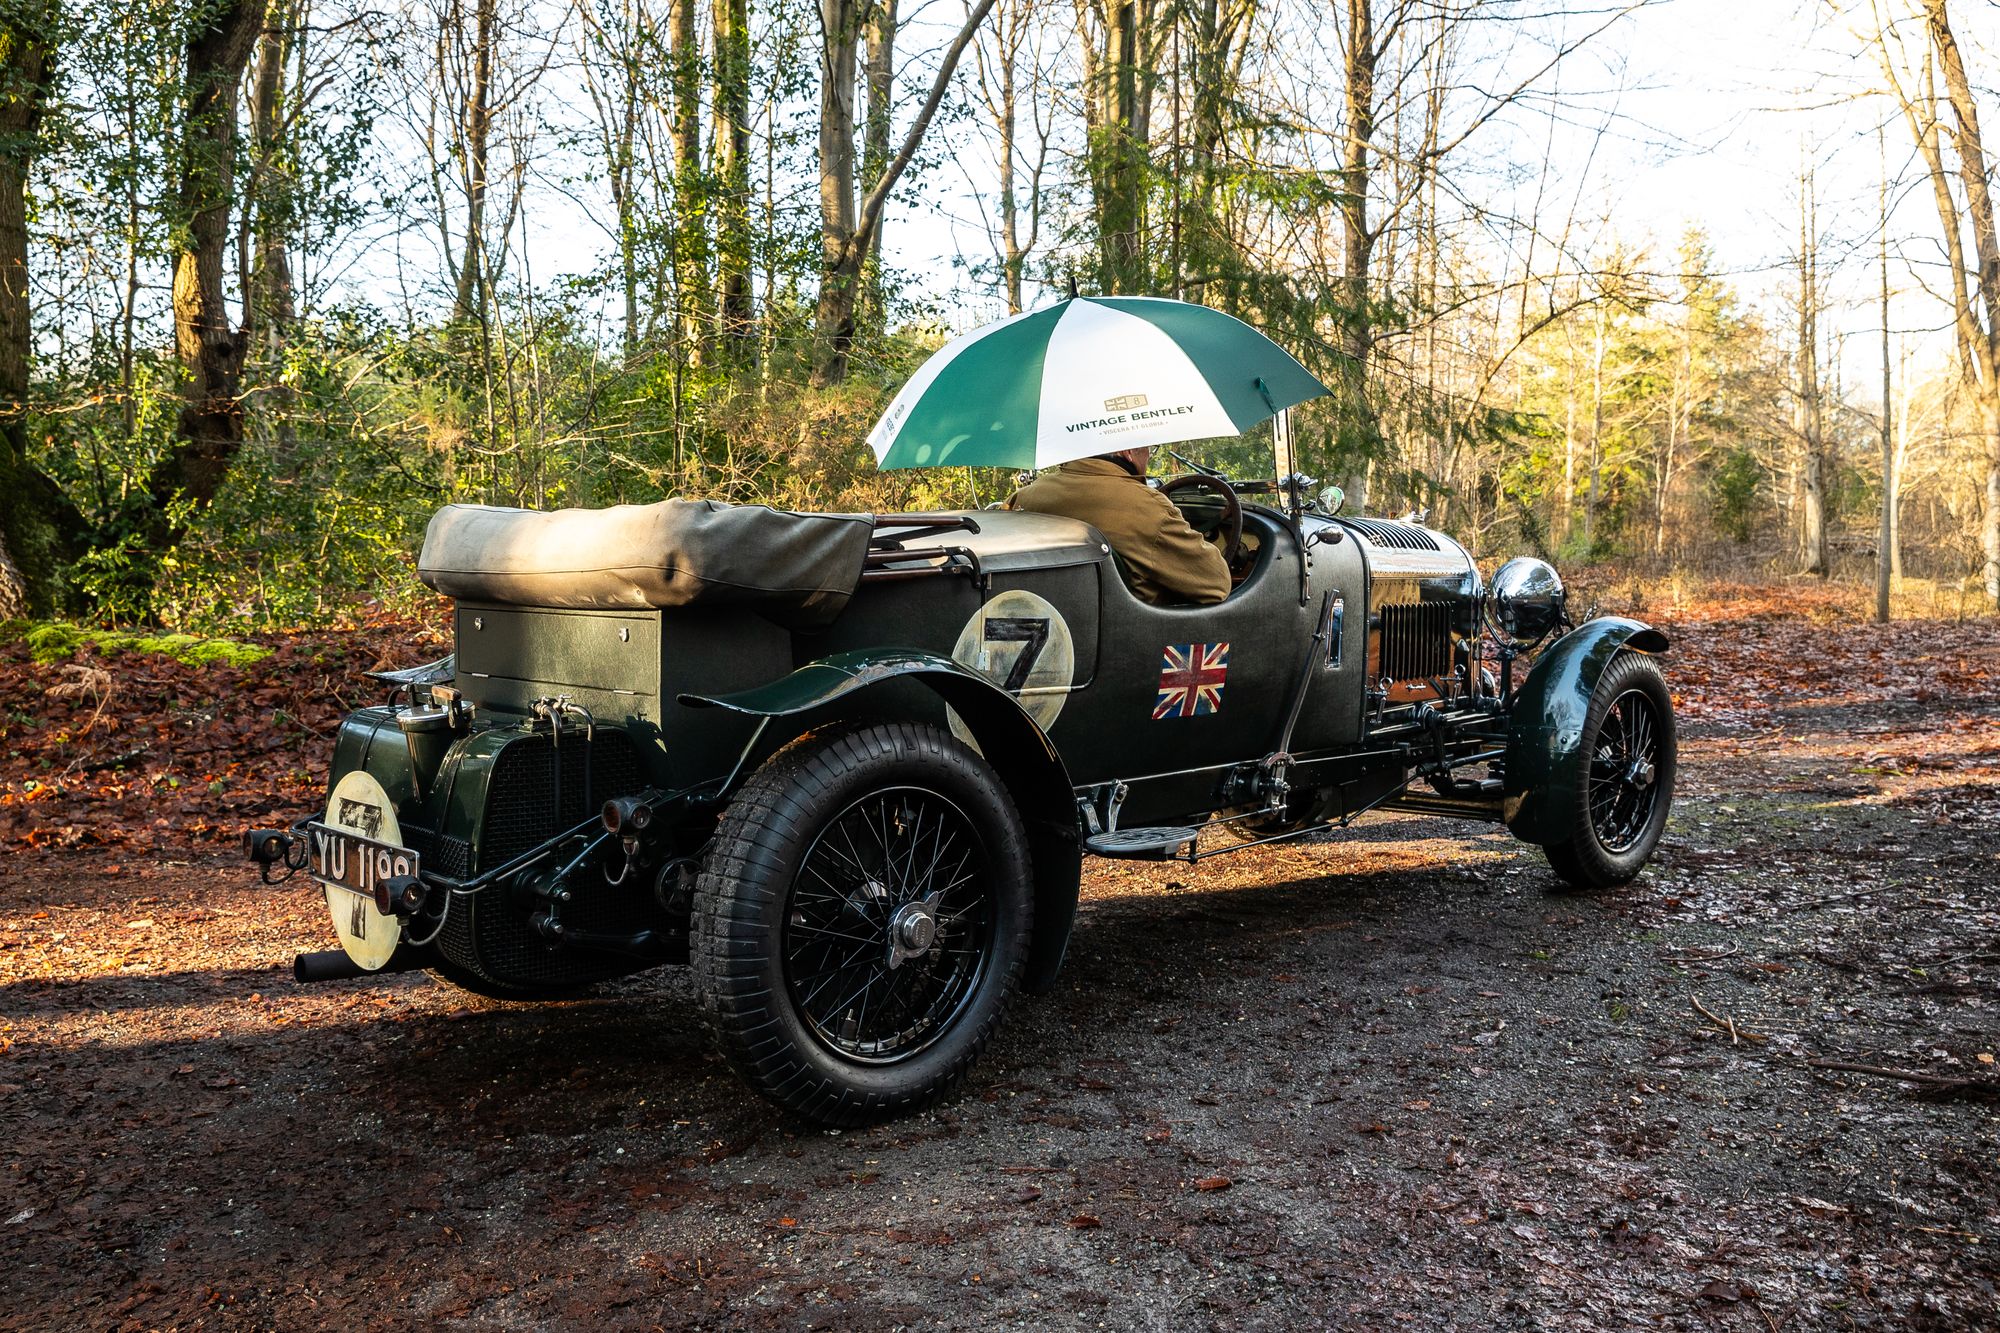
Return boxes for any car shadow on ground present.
[0,963,300,1015]
[10,800,1997,1328]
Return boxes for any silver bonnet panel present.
[1332,516,1481,588]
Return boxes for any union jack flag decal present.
[1154,642,1230,719]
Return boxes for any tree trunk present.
[1921,0,2000,607]
[246,4,297,457]
[857,0,896,333]
[118,27,143,444]
[1656,334,1684,562]
[813,0,995,385]
[1877,151,1893,624]
[1336,0,1382,503]
[995,19,1022,314]
[613,108,638,360]
[578,0,644,358]
[814,0,863,383]
[1559,358,1575,547]
[1084,0,1152,294]
[1585,310,1604,549]
[1796,179,1828,577]
[1892,344,1909,581]
[246,5,295,353]
[1184,0,1254,308]
[669,0,706,362]
[450,0,496,329]
[1797,370,1827,575]
[0,3,71,616]
[157,0,268,519]
[712,0,753,358]
[975,0,1045,315]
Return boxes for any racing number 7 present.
[983,617,1050,693]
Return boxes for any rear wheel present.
[1542,652,1676,889]
[693,721,1032,1125]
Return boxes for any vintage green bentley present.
[246,466,1675,1125]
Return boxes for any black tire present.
[1541,652,1676,889]
[693,721,1033,1126]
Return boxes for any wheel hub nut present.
[896,905,935,950]
[887,902,937,968]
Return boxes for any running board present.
[1384,792,1506,821]
[1083,826,1200,860]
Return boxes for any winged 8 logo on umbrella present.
[1155,642,1230,719]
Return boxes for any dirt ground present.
[3,585,1998,1330]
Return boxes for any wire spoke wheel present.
[694,722,1033,1126]
[785,786,994,1063]
[1586,689,1664,855]
[1542,652,1677,890]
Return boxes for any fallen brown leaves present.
[0,608,448,860]
[3,580,1994,862]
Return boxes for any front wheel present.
[1542,652,1676,889]
[693,721,1033,1125]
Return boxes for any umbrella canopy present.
[868,296,1330,471]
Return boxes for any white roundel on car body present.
[321,768,404,971]
[947,589,1075,745]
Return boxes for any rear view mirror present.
[1317,485,1345,515]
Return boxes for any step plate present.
[1084,826,1199,860]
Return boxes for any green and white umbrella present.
[868,296,1330,470]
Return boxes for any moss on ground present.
[4,620,272,668]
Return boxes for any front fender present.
[682,649,1082,994]
[1502,617,1669,846]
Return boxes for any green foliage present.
[9,619,270,666]
[1708,447,1766,543]
[14,0,1961,628]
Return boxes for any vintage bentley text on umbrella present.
[867,296,1330,471]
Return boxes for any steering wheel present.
[1160,474,1245,570]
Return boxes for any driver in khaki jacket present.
[1007,446,1231,606]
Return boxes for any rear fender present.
[683,650,1082,993]
[1502,617,1669,846]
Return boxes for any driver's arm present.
[1127,489,1231,605]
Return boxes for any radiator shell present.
[1334,518,1481,705]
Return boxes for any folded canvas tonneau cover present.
[417,499,874,629]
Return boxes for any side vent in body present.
[1343,518,1442,552]
[1377,602,1454,684]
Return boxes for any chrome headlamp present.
[1490,557,1566,645]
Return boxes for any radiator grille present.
[437,729,656,988]
[480,730,647,867]
[1378,601,1455,683]
[1343,517,1442,551]
[400,823,472,879]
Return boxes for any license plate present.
[307,822,421,905]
